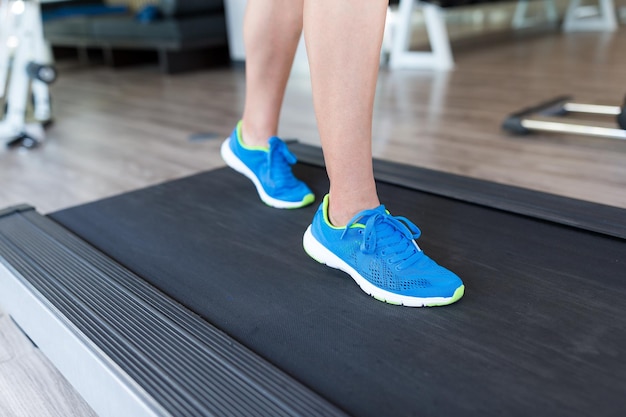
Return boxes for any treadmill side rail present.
[0,208,347,417]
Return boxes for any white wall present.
[224,0,247,61]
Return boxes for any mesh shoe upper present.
[224,122,314,206]
[309,196,463,299]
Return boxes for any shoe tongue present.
[268,137,297,165]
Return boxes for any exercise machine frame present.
[502,95,626,140]
[0,0,56,149]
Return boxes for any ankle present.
[240,121,272,148]
[327,194,380,227]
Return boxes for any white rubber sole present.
[303,226,464,307]
[220,137,312,209]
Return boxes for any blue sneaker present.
[221,121,315,209]
[303,195,464,307]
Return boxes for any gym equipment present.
[503,95,626,140]
[0,144,625,417]
[0,0,56,149]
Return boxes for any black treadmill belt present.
[50,159,626,417]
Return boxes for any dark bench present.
[42,0,229,74]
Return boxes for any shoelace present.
[341,207,424,271]
[267,137,299,187]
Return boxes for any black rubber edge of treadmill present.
[0,204,35,218]
[291,143,626,240]
[0,209,348,417]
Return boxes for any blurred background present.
[1,0,624,214]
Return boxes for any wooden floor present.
[2,28,626,214]
[0,25,625,417]
[0,311,97,417]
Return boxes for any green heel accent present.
[236,121,270,152]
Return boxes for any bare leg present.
[240,0,464,307]
[241,0,303,147]
[303,0,388,226]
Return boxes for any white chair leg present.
[513,0,559,29]
[389,0,453,71]
[563,0,618,31]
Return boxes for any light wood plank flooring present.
[0,26,625,417]
[0,311,97,417]
[2,30,625,213]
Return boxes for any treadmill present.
[1,144,625,417]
